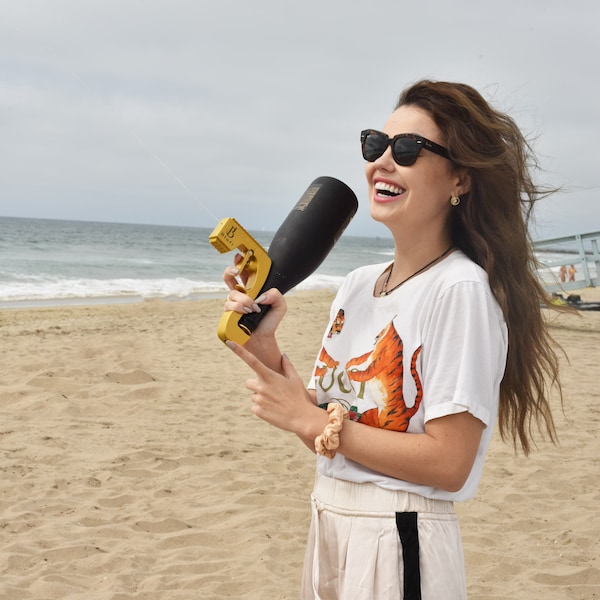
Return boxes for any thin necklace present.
[379,245,454,297]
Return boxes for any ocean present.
[1,216,579,308]
[0,216,395,307]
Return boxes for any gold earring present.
[450,195,461,206]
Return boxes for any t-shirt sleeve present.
[420,280,508,427]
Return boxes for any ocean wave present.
[0,273,345,303]
[0,277,227,302]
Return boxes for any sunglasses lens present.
[362,131,420,165]
[391,138,419,166]
[363,132,388,162]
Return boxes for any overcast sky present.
[1,0,598,239]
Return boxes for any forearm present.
[338,422,462,491]
[297,417,448,487]
[242,333,285,374]
[296,409,483,492]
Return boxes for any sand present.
[1,289,599,599]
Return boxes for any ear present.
[453,168,471,196]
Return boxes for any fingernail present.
[255,294,267,304]
[251,303,261,313]
[243,306,253,314]
[225,340,237,349]
[230,267,239,275]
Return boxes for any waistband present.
[312,472,455,515]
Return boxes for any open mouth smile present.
[374,181,405,201]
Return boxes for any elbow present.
[424,412,484,492]
[436,464,471,493]
[441,478,467,494]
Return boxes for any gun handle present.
[208,218,272,344]
[217,310,253,345]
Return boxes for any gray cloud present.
[1,0,599,238]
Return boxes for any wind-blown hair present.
[396,79,561,454]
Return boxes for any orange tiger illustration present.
[327,309,345,338]
[346,320,423,431]
[313,345,339,378]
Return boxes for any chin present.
[369,201,399,226]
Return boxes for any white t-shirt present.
[308,250,508,501]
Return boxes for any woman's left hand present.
[225,340,322,437]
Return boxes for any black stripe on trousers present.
[395,511,422,600]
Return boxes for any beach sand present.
[1,289,599,599]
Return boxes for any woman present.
[222,80,561,599]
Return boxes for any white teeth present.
[374,182,403,195]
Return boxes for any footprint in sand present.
[105,370,156,385]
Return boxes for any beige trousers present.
[301,473,467,600]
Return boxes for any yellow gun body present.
[208,218,271,344]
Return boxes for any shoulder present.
[426,251,506,328]
[439,250,488,284]
[430,251,494,300]
[412,250,504,324]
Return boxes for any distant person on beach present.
[569,264,576,282]
[559,264,567,283]
[221,80,563,599]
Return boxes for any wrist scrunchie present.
[314,403,348,459]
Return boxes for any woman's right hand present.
[223,283,287,340]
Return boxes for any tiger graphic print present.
[314,319,423,432]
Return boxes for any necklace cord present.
[379,245,454,297]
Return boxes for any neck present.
[391,237,453,282]
[378,240,454,297]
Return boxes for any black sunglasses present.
[361,129,451,166]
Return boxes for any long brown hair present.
[396,80,561,454]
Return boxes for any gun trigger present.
[235,249,254,275]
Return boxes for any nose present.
[371,145,396,170]
[365,148,395,184]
